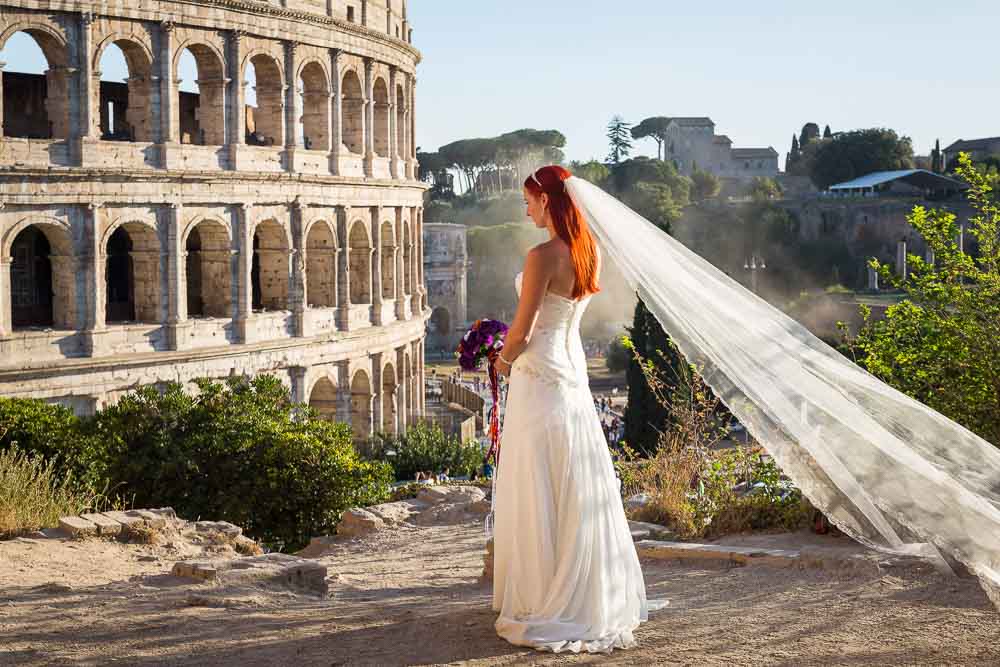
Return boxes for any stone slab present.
[58,516,98,537]
[134,510,168,529]
[102,511,145,529]
[636,540,802,567]
[80,513,122,536]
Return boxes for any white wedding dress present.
[491,272,662,654]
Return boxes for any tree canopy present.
[607,116,633,165]
[807,128,915,190]
[631,117,672,161]
[435,129,566,197]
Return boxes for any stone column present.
[165,202,193,350]
[394,209,406,320]
[896,239,908,280]
[363,57,375,177]
[284,41,299,172]
[416,208,426,311]
[328,49,343,175]
[370,206,383,325]
[388,66,399,179]
[371,351,383,435]
[336,360,352,422]
[78,12,99,154]
[867,263,879,292]
[291,200,307,337]
[289,366,308,404]
[407,75,417,179]
[396,347,407,431]
[0,253,10,336]
[335,206,352,330]
[361,0,369,26]
[0,61,5,138]
[417,338,426,415]
[235,203,254,343]
[227,30,247,169]
[158,21,178,167]
[82,203,106,356]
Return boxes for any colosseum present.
[0,0,428,441]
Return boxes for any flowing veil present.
[565,176,1000,607]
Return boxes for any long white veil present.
[565,175,1000,606]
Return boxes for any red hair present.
[524,165,600,299]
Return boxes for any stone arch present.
[104,220,162,324]
[6,219,76,330]
[348,219,372,305]
[340,68,364,154]
[0,25,72,139]
[175,41,226,146]
[251,219,291,312]
[402,220,412,296]
[297,59,330,151]
[95,36,155,142]
[350,368,373,441]
[372,77,390,157]
[184,218,232,318]
[309,375,338,422]
[430,306,451,336]
[395,83,406,158]
[243,50,283,146]
[305,219,337,308]
[379,220,396,300]
[381,359,398,434]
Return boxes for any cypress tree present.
[823,125,833,139]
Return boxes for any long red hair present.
[524,165,600,299]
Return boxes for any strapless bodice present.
[513,272,590,387]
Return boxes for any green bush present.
[364,421,482,482]
[0,444,94,538]
[87,376,392,550]
[0,398,104,490]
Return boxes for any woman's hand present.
[494,355,512,378]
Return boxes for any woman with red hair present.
[490,165,661,653]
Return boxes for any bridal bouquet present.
[456,319,509,465]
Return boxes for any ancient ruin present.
[0,0,427,440]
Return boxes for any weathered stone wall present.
[0,0,429,440]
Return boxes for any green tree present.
[691,168,721,201]
[808,128,915,190]
[631,117,672,161]
[606,116,633,165]
[931,139,943,173]
[823,125,834,139]
[746,176,783,201]
[799,122,821,149]
[845,153,1000,445]
[569,160,610,187]
[787,134,801,170]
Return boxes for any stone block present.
[336,508,385,537]
[102,510,145,529]
[80,512,122,536]
[58,516,98,537]
[416,485,486,506]
[133,510,168,530]
[194,521,243,539]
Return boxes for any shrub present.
[0,444,93,538]
[364,421,482,482]
[0,398,104,490]
[87,376,392,550]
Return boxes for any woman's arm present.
[496,247,550,374]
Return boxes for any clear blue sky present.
[3,1,998,165]
[409,0,1000,165]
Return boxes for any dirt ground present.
[1,520,998,667]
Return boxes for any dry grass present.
[0,445,93,539]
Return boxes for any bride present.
[491,165,658,653]
[491,164,1000,653]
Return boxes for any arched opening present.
[341,70,364,154]
[298,61,330,151]
[430,306,451,336]
[177,45,226,146]
[309,376,338,422]
[350,369,372,441]
[380,220,395,300]
[105,223,161,324]
[98,40,154,142]
[306,221,336,308]
[251,220,290,312]
[395,84,406,159]
[348,220,371,305]
[10,224,75,329]
[243,54,282,146]
[185,220,232,318]
[372,77,389,157]
[382,362,397,435]
[0,30,71,139]
[403,222,412,296]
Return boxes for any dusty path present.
[1,521,998,666]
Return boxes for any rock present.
[366,499,427,525]
[80,513,122,536]
[134,510,168,529]
[297,535,338,558]
[194,521,243,539]
[58,516,98,537]
[625,493,651,512]
[416,485,486,506]
[412,502,481,526]
[233,535,263,556]
[102,511,145,530]
[148,507,178,521]
[173,554,330,597]
[467,499,492,516]
[336,508,385,537]
[628,520,673,541]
